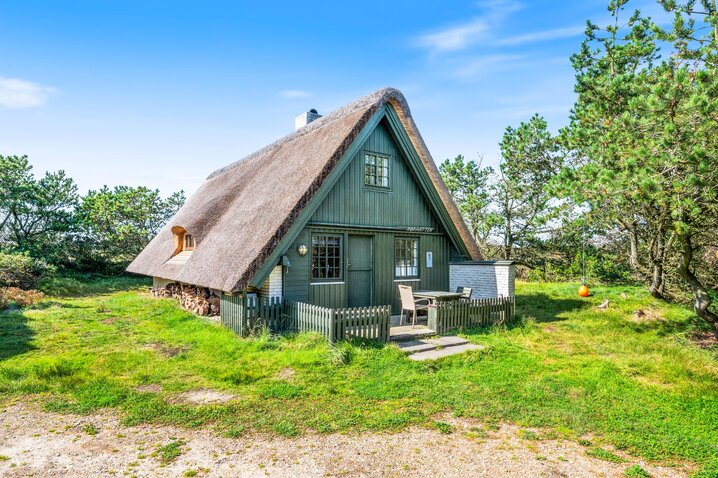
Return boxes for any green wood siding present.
[311,120,440,230]
[283,226,449,314]
[280,116,453,314]
[283,229,310,303]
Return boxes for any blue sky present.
[0,0,667,196]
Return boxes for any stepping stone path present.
[393,335,484,361]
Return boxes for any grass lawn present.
[1,277,717,476]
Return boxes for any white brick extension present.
[260,265,283,300]
[449,261,515,299]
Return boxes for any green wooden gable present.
[310,120,441,230]
[248,104,470,291]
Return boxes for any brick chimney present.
[294,108,321,130]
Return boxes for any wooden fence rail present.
[220,294,391,342]
[431,296,515,334]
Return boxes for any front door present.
[347,235,373,307]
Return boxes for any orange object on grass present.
[578,284,590,297]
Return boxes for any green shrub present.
[0,252,55,289]
[328,342,354,366]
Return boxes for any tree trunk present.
[503,195,512,260]
[649,231,666,300]
[626,222,643,271]
[677,234,718,338]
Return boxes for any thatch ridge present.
[127,87,480,292]
[207,88,395,181]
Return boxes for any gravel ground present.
[0,402,688,478]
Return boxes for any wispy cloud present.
[0,76,57,108]
[277,89,312,99]
[416,18,492,52]
[415,1,582,55]
[495,25,585,46]
[415,0,522,53]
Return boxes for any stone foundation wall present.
[151,282,220,316]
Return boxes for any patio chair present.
[456,286,473,301]
[398,285,429,328]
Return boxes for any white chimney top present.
[294,108,321,130]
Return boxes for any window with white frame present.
[395,238,418,278]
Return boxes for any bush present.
[0,287,45,309]
[0,252,55,289]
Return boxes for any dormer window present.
[184,234,195,251]
[169,226,196,259]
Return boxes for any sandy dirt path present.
[0,402,687,477]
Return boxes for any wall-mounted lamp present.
[296,244,308,256]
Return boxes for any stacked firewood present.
[151,283,220,316]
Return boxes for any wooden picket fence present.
[285,302,336,338]
[431,296,515,334]
[219,293,391,342]
[220,294,286,335]
[335,306,391,342]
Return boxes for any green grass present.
[82,423,99,435]
[157,440,184,464]
[624,464,651,477]
[587,446,626,463]
[1,277,717,475]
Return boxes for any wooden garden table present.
[412,290,461,332]
[412,290,462,303]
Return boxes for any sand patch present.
[631,308,664,323]
[134,384,162,393]
[168,389,237,405]
[691,331,718,350]
[275,367,296,381]
[0,402,691,478]
[144,341,190,357]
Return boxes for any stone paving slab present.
[426,336,469,347]
[408,343,485,361]
[389,325,435,342]
[395,340,438,354]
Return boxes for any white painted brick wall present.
[449,262,515,299]
[260,266,283,300]
[153,277,173,288]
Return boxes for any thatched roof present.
[127,87,481,292]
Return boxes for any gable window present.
[395,238,419,278]
[184,234,196,251]
[312,235,342,280]
[364,152,389,188]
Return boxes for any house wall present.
[310,121,441,230]
[152,277,173,288]
[282,227,450,313]
[449,261,515,299]
[259,266,283,300]
[281,119,455,313]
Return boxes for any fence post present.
[329,310,336,343]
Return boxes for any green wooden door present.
[347,235,373,307]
